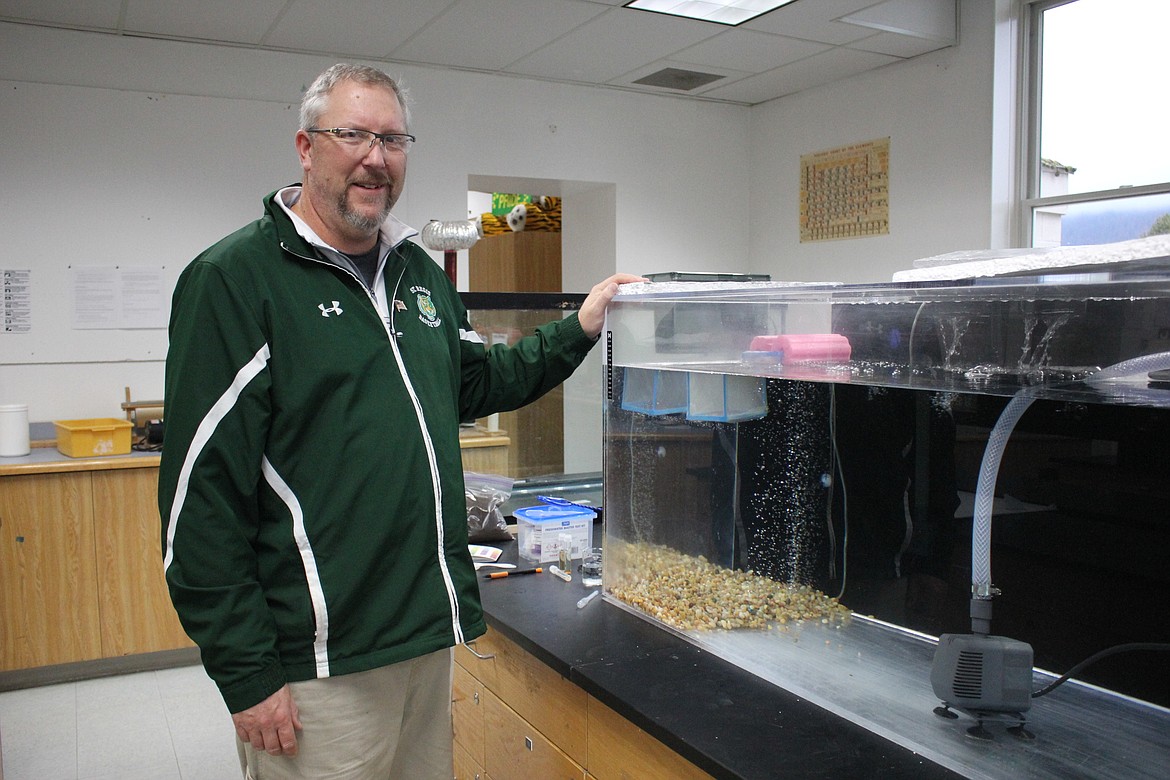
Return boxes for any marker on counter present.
[483,567,542,579]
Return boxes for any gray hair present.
[300,63,412,132]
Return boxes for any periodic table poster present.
[800,137,890,243]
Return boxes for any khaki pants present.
[239,647,454,779]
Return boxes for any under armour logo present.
[318,301,343,317]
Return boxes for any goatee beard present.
[338,189,392,234]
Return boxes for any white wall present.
[0,22,750,422]
[748,0,1003,283]
[1,1,1010,423]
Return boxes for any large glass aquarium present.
[601,268,1170,779]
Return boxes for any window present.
[1023,0,1170,247]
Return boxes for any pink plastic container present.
[748,333,852,362]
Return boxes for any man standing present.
[159,62,640,778]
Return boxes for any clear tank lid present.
[606,262,1170,408]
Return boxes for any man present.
[158,62,641,778]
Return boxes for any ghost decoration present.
[506,203,528,232]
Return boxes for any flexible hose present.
[970,392,1036,597]
[970,349,1170,632]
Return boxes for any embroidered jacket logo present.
[318,301,343,317]
[412,286,441,328]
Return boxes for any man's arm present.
[455,273,645,421]
[159,259,287,718]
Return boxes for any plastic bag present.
[464,471,514,542]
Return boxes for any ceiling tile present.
[266,0,448,59]
[123,0,288,45]
[847,30,954,59]
[702,46,898,104]
[507,6,720,84]
[744,0,880,45]
[0,0,122,29]
[670,28,830,74]
[839,0,955,41]
[389,0,609,71]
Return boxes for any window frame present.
[1019,0,1170,246]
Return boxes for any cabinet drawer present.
[459,627,588,764]
[453,739,484,780]
[453,658,484,765]
[587,696,714,780]
[483,688,585,780]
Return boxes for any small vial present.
[556,533,573,569]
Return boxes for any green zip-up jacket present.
[159,187,596,713]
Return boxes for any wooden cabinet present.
[0,461,193,673]
[454,627,713,780]
[0,472,102,670]
[469,231,561,293]
[92,468,193,657]
[484,687,585,780]
[587,697,714,780]
[453,660,485,778]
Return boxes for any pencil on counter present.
[483,567,542,579]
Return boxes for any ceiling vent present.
[632,67,724,92]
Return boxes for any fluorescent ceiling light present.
[625,0,799,26]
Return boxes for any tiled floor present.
[0,663,240,780]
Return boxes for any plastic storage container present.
[0,404,31,457]
[54,418,133,457]
[686,372,767,422]
[620,367,688,415]
[514,504,596,563]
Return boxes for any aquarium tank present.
[601,268,1170,779]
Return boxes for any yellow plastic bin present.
[54,418,133,457]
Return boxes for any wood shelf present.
[469,231,561,293]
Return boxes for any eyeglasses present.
[306,127,415,155]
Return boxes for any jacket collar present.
[265,186,418,256]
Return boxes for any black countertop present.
[475,537,958,780]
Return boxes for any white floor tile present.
[76,669,161,715]
[78,699,178,779]
[0,662,241,780]
[162,684,238,780]
[0,681,79,780]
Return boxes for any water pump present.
[931,632,1034,739]
[930,349,1170,739]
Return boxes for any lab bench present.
[467,537,958,779]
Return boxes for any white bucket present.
[0,404,31,457]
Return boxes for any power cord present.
[132,436,163,452]
[1032,642,1170,698]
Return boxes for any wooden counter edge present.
[0,453,161,477]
